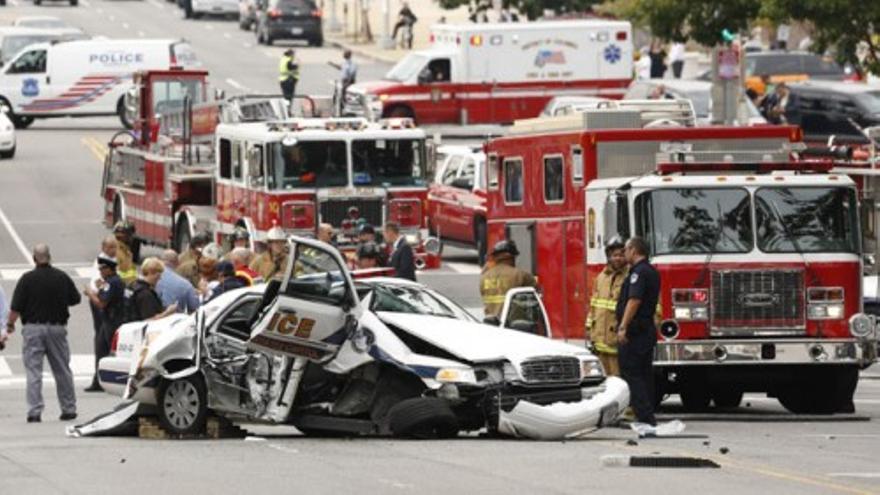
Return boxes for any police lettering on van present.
[89,52,145,66]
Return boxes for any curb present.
[326,37,401,65]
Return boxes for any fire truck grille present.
[319,198,384,228]
[520,357,581,384]
[711,270,805,334]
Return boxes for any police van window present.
[232,141,243,182]
[441,156,462,185]
[543,155,564,203]
[503,158,524,204]
[219,139,232,179]
[352,138,426,186]
[571,146,584,183]
[7,49,46,74]
[266,140,347,189]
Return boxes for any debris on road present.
[601,454,720,469]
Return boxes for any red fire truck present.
[102,69,441,267]
[482,103,877,413]
[344,20,632,125]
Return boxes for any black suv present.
[786,81,880,143]
[255,0,322,46]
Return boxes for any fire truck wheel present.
[679,388,711,412]
[117,99,133,130]
[711,389,743,409]
[778,368,857,415]
[385,105,414,120]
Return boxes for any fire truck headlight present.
[423,237,441,255]
[849,313,874,339]
[673,306,707,321]
[808,303,845,320]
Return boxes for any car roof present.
[636,79,710,92]
[789,80,880,94]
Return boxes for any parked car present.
[428,145,489,264]
[0,26,87,64]
[0,109,15,158]
[238,0,259,30]
[625,79,766,125]
[698,51,847,96]
[254,0,322,46]
[786,81,880,143]
[179,0,238,19]
[89,236,627,440]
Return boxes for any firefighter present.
[232,226,250,250]
[177,232,211,288]
[279,49,299,108]
[480,239,537,320]
[586,236,627,377]
[250,226,288,281]
[112,221,138,285]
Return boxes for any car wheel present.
[387,397,459,439]
[265,34,273,46]
[711,389,743,409]
[117,98,133,130]
[33,0,41,5]
[239,18,250,30]
[778,368,856,414]
[309,36,323,47]
[69,0,77,5]
[0,146,14,159]
[12,115,33,129]
[679,388,711,412]
[157,374,208,436]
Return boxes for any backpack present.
[121,282,150,324]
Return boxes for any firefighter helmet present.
[266,226,287,242]
[113,220,135,235]
[491,239,519,257]
[233,226,250,241]
[605,235,626,254]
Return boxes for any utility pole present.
[328,0,341,32]
[377,0,394,49]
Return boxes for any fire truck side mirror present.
[214,88,226,101]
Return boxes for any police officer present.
[586,236,627,377]
[480,239,537,320]
[250,226,288,281]
[279,49,299,108]
[112,221,138,285]
[616,236,661,425]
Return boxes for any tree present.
[602,0,762,46]
[438,0,601,21]
[762,0,880,76]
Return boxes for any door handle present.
[45,76,50,84]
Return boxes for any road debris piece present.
[630,420,686,438]
[601,454,720,468]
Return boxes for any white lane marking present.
[223,32,231,39]
[146,0,165,9]
[243,42,252,48]
[122,23,130,29]
[377,478,414,490]
[444,262,481,275]
[69,354,94,376]
[205,24,214,31]
[262,49,276,59]
[9,0,18,5]
[0,207,32,265]
[828,473,880,479]
[81,0,91,6]
[0,269,29,281]
[0,358,12,378]
[138,31,145,37]
[0,376,91,388]
[225,78,251,92]
[266,444,300,454]
[1,265,93,281]
[75,266,96,279]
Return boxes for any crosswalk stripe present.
[0,357,12,378]
[76,267,96,279]
[445,262,481,275]
[0,265,94,281]
[0,269,30,281]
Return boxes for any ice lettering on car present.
[249,334,328,360]
[21,78,39,97]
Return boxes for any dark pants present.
[89,302,107,387]
[93,321,114,385]
[280,78,297,102]
[671,60,684,79]
[619,329,657,425]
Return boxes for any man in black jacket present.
[384,222,416,281]
[5,244,81,423]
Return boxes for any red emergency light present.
[616,31,627,41]
[656,161,834,175]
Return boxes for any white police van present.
[0,39,199,128]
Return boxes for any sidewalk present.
[324,0,470,64]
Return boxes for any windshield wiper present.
[769,200,819,286]
[695,200,726,286]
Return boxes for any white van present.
[0,39,199,128]
[0,26,88,63]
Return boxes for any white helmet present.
[266,226,287,242]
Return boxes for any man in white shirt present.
[669,42,685,79]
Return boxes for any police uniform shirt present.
[616,259,660,334]
[99,274,125,328]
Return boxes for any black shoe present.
[84,384,103,392]
[59,412,77,421]
[27,415,41,423]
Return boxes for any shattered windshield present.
[351,138,426,186]
[371,284,475,321]
[637,188,753,255]
[755,187,859,253]
[266,141,348,189]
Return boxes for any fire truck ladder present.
[510,99,697,135]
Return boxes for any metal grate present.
[319,198,383,228]
[520,357,581,384]
[711,269,805,334]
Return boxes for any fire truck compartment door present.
[499,287,552,338]
[585,187,629,264]
[507,222,535,275]
[248,236,362,364]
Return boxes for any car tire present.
[0,146,14,159]
[778,367,857,414]
[12,115,33,129]
[69,0,77,5]
[679,388,711,412]
[711,389,743,409]
[387,397,459,439]
[34,0,41,5]
[157,374,208,436]
[117,98,133,130]
[309,36,323,47]
[239,18,250,30]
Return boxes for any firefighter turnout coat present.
[480,261,537,318]
[586,265,627,355]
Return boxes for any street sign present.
[717,48,740,80]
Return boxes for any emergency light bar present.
[656,160,834,175]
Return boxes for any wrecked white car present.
[86,236,628,440]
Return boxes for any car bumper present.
[654,338,878,367]
[192,0,238,13]
[266,20,321,40]
[496,376,629,440]
[97,356,130,397]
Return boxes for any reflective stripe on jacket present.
[480,262,537,318]
[586,265,626,355]
[279,55,299,81]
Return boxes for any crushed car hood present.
[376,312,590,363]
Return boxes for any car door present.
[431,154,461,239]
[248,236,362,363]
[1,47,53,115]
[447,156,477,241]
[415,58,459,124]
[499,287,552,338]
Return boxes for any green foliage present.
[603,0,761,45]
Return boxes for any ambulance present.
[344,20,633,125]
[0,39,199,128]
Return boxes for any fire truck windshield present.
[351,139,426,186]
[637,188,753,255]
[152,79,204,114]
[266,141,348,189]
[385,54,427,82]
[755,187,859,254]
